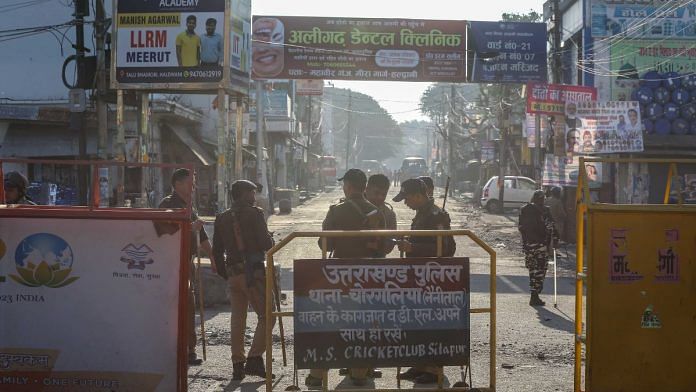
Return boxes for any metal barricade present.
[574,157,696,392]
[264,229,497,392]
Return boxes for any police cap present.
[392,178,427,202]
[4,171,28,191]
[417,176,434,190]
[532,189,546,202]
[231,180,257,200]
[338,168,367,189]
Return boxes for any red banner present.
[526,82,597,115]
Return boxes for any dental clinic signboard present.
[112,0,252,94]
[251,16,468,82]
[0,215,187,391]
[468,21,547,83]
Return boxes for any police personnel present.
[393,178,455,384]
[306,168,385,387]
[157,168,215,366]
[365,174,397,256]
[417,176,435,200]
[212,180,275,380]
[3,171,36,205]
[518,190,559,306]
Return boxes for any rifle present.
[195,231,207,360]
[442,176,451,210]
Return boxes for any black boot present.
[245,356,275,379]
[232,362,245,381]
[529,292,545,306]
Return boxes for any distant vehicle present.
[400,156,428,179]
[480,176,537,212]
[320,156,337,184]
[360,160,385,177]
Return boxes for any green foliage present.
[501,10,542,22]
[326,87,403,163]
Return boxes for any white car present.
[480,176,538,212]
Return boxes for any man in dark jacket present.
[393,178,455,384]
[213,180,275,380]
[519,190,559,306]
[307,169,385,387]
[157,168,215,366]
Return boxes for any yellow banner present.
[118,13,180,27]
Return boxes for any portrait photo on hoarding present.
[566,128,580,154]
[176,15,201,67]
[252,17,284,78]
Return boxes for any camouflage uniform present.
[518,203,558,294]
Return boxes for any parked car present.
[480,176,537,212]
[400,156,428,179]
[360,159,385,177]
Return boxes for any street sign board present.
[251,16,468,82]
[468,21,547,83]
[294,258,470,369]
[296,80,324,96]
[526,82,597,115]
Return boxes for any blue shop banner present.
[469,21,547,84]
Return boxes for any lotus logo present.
[120,243,154,270]
[10,233,79,288]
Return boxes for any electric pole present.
[95,0,108,160]
[74,0,89,205]
[552,0,562,84]
[497,84,511,213]
[449,84,456,196]
[345,90,352,171]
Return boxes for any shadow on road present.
[533,305,575,333]
[469,273,576,295]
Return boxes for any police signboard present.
[294,258,470,369]
[112,0,251,94]
[468,21,547,84]
[0,216,186,391]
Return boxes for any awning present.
[163,122,215,166]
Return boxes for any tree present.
[324,87,403,166]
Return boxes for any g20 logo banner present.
[10,233,79,288]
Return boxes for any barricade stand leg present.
[396,366,401,389]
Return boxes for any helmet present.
[4,171,28,191]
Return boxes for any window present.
[518,179,537,191]
[504,179,515,189]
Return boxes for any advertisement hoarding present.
[542,154,603,188]
[113,0,251,94]
[296,80,324,96]
[468,21,547,83]
[591,0,696,39]
[294,258,470,369]
[251,16,468,82]
[570,101,644,154]
[0,217,185,391]
[526,82,598,115]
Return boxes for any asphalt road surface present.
[188,186,580,392]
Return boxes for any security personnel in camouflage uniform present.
[212,180,275,380]
[307,168,385,387]
[3,171,36,205]
[156,168,216,366]
[518,190,559,306]
[393,178,455,384]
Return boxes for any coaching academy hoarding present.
[113,0,252,94]
[251,16,468,82]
